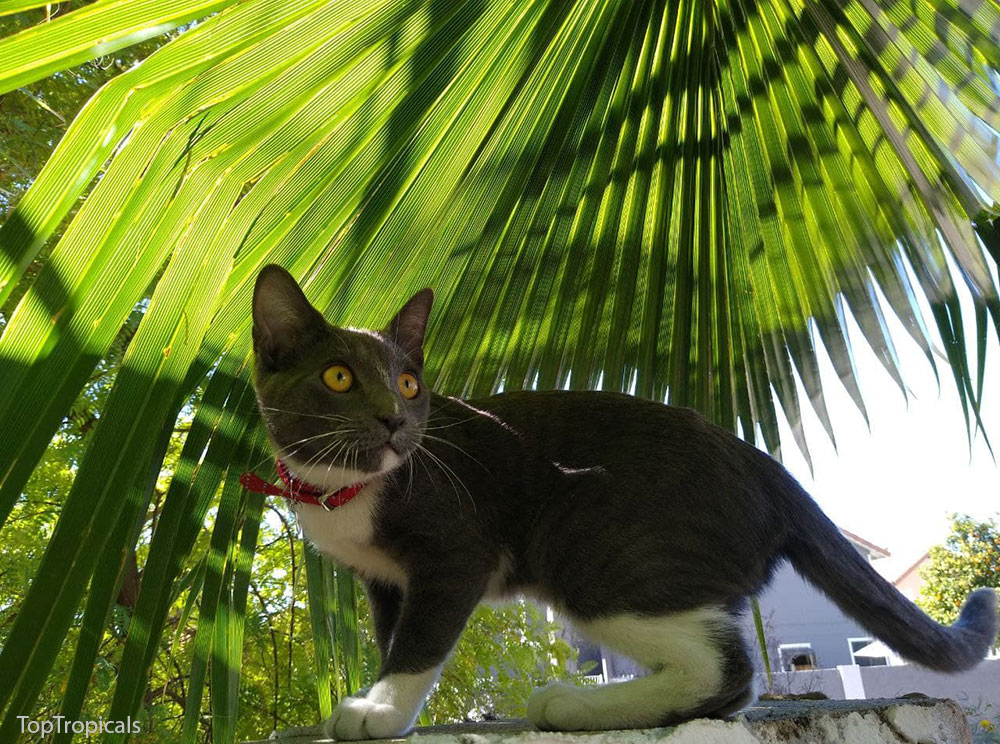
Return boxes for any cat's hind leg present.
[527,607,753,731]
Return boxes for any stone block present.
[244,697,972,744]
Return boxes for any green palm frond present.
[1,0,998,739]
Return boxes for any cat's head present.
[250,264,433,487]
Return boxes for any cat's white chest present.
[293,488,408,589]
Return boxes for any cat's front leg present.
[363,579,402,663]
[325,573,484,740]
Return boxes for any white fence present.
[759,658,1000,718]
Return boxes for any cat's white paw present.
[323,696,411,740]
[527,681,597,731]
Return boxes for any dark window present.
[779,644,818,671]
[575,641,603,678]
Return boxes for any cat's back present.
[467,388,702,428]
[463,389,749,468]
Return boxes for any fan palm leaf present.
[0,0,997,739]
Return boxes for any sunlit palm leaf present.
[304,547,336,720]
[328,566,364,697]
[1,0,998,737]
[0,0,233,92]
[303,546,369,727]
[52,425,176,744]
[211,486,265,744]
[110,368,256,727]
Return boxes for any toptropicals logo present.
[18,717,140,738]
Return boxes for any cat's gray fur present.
[251,264,997,739]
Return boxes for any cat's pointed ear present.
[384,288,434,365]
[252,265,326,365]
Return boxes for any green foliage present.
[917,514,1000,625]
[960,696,1000,744]
[430,602,586,723]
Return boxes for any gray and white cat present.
[250,264,997,740]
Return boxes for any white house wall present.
[860,661,1000,712]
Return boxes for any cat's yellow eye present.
[322,364,354,393]
[398,372,419,399]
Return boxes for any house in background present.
[752,529,897,672]
[893,552,932,600]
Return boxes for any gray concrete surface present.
[244,697,972,744]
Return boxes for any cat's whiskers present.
[420,413,481,431]
[413,442,476,515]
[322,437,352,484]
[418,433,489,472]
[320,429,364,470]
[245,449,284,476]
[309,437,363,489]
[338,437,363,482]
[399,456,412,498]
[294,428,361,479]
[411,447,437,507]
[389,449,415,505]
[407,453,415,504]
[284,430,349,465]
[260,405,354,423]
[244,429,342,475]
[294,438,341,478]
[351,442,361,482]
[278,429,346,454]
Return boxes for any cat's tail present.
[778,478,997,672]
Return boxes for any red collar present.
[240,459,365,510]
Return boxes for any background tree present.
[0,0,999,741]
[918,514,1000,627]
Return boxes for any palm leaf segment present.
[0,0,998,736]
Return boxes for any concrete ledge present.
[247,698,972,744]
